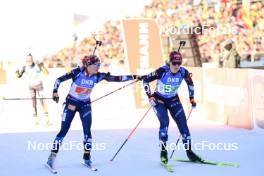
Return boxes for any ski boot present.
[83,144,92,166]
[160,142,168,164]
[186,148,202,162]
[46,152,57,168]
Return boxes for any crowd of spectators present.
[44,20,125,70]
[142,0,264,64]
[44,0,264,68]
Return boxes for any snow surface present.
[0,75,263,176]
[0,120,263,176]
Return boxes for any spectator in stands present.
[222,39,241,68]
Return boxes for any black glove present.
[149,96,157,107]
[52,92,59,103]
[133,75,147,81]
[106,72,111,77]
[190,97,197,108]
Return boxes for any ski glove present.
[133,75,147,81]
[52,92,59,103]
[149,96,157,107]
[190,97,196,108]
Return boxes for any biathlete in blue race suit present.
[143,51,202,164]
[46,55,144,168]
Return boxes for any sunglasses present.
[94,63,101,69]
[171,61,182,66]
[87,61,100,66]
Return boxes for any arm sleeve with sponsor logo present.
[53,67,81,93]
[183,68,194,98]
[142,67,165,98]
[97,72,135,82]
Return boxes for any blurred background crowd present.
[42,0,263,69]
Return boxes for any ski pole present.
[110,106,152,162]
[169,40,189,159]
[1,80,138,102]
[91,79,139,103]
[177,40,186,52]
[169,108,193,159]
[1,97,53,100]
[92,36,102,55]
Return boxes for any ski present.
[160,162,174,172]
[82,162,98,171]
[44,163,58,174]
[171,157,240,168]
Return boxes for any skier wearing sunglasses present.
[142,51,201,165]
[46,55,143,171]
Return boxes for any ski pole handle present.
[177,41,186,52]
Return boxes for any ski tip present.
[44,163,58,174]
[234,164,240,168]
[53,171,58,174]
[218,163,240,168]
[81,162,98,171]
[92,168,98,171]
[160,162,174,172]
